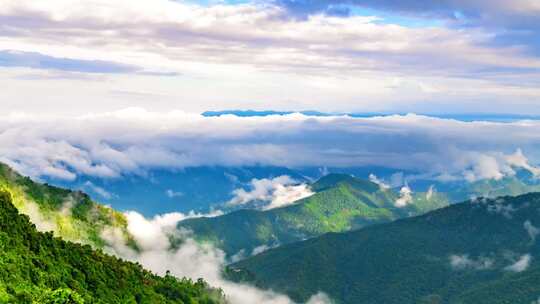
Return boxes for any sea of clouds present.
[1,108,540,183]
[5,108,540,303]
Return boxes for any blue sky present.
[0,0,538,115]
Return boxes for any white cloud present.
[449,254,494,270]
[166,189,183,198]
[252,244,274,256]
[369,174,390,189]
[506,149,540,177]
[1,110,540,186]
[83,181,113,199]
[505,254,531,272]
[227,176,314,210]
[103,209,332,304]
[395,186,412,207]
[426,185,435,200]
[524,221,540,243]
[0,0,539,115]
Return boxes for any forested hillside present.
[0,163,130,248]
[0,190,226,304]
[179,174,448,258]
[229,192,540,304]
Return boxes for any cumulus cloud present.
[103,209,331,304]
[395,186,413,207]
[449,254,494,270]
[1,110,540,187]
[505,254,532,272]
[227,176,314,210]
[507,149,540,177]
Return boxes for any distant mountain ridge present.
[202,110,540,122]
[177,173,448,258]
[228,192,540,304]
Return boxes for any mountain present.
[0,190,225,303]
[178,174,448,258]
[0,163,130,248]
[49,166,306,216]
[202,110,540,122]
[228,192,540,304]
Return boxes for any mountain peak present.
[312,173,380,193]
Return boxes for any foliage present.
[0,191,226,304]
[0,163,131,248]
[229,192,540,304]
[179,174,448,257]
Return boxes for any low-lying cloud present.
[505,254,532,272]
[103,209,332,304]
[1,109,540,185]
[524,220,540,243]
[227,176,314,210]
[449,254,494,270]
[395,186,413,207]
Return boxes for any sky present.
[0,0,539,115]
[1,0,540,183]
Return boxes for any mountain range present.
[178,174,449,258]
[228,192,540,304]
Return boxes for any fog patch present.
[505,254,531,272]
[486,198,516,219]
[524,221,540,243]
[103,209,332,304]
[426,185,435,200]
[449,254,494,270]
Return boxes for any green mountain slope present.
[228,192,540,304]
[0,190,225,304]
[0,163,130,248]
[179,174,448,258]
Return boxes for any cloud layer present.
[0,0,539,114]
[1,109,540,184]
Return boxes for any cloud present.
[82,181,114,199]
[103,209,332,304]
[0,1,539,115]
[0,49,142,74]
[504,254,531,272]
[273,0,540,31]
[166,189,184,198]
[0,0,539,81]
[426,185,435,200]
[2,110,540,185]
[369,173,389,189]
[507,149,540,177]
[449,254,494,270]
[395,186,412,207]
[486,199,516,219]
[227,176,314,210]
[524,220,540,243]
